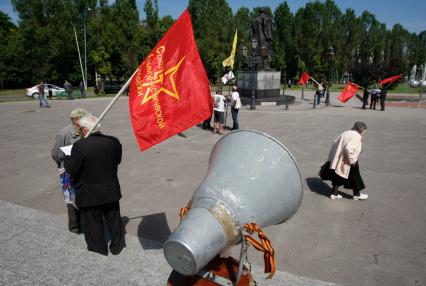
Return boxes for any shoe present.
[353,193,368,200]
[110,247,124,255]
[69,228,81,234]
[110,242,126,255]
[330,194,342,200]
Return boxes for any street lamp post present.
[419,65,424,102]
[242,39,259,110]
[250,39,258,110]
[325,46,334,106]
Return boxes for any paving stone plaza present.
[0,91,425,286]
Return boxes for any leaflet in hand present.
[60,145,73,156]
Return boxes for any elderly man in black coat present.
[64,114,125,256]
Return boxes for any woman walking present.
[324,122,368,200]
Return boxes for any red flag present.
[129,10,212,151]
[380,74,402,86]
[298,72,310,85]
[338,82,359,103]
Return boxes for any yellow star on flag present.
[140,57,185,105]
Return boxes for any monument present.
[238,9,294,106]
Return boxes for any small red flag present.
[129,10,212,151]
[338,82,359,103]
[298,72,310,85]
[380,74,402,86]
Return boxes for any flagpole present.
[309,76,323,90]
[85,68,139,138]
[350,81,367,90]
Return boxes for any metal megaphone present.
[163,130,303,276]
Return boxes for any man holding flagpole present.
[64,114,126,256]
[379,75,402,111]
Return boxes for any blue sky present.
[1,0,425,33]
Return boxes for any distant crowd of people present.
[362,80,388,111]
[37,80,87,108]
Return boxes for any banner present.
[222,30,238,69]
[129,10,212,151]
[380,74,402,86]
[298,72,310,85]
[338,82,359,103]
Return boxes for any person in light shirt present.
[212,89,226,135]
[230,85,241,130]
[325,122,369,200]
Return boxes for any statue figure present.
[250,8,274,69]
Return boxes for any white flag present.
[221,71,235,84]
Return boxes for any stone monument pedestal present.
[237,70,294,105]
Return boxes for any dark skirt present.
[330,162,365,191]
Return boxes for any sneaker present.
[353,193,368,200]
[330,194,342,200]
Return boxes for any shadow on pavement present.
[136,212,171,250]
[306,177,331,198]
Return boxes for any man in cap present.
[51,107,90,233]
[64,114,125,256]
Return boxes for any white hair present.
[79,114,101,132]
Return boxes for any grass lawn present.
[0,88,26,96]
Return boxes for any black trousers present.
[202,116,212,129]
[67,204,80,232]
[362,94,369,109]
[380,93,386,110]
[370,95,377,109]
[331,162,365,196]
[80,201,125,256]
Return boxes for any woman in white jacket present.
[326,122,368,200]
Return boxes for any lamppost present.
[325,46,334,106]
[242,39,260,110]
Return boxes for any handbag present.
[319,161,331,180]
[235,98,242,109]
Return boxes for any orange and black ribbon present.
[179,200,192,221]
[243,223,276,279]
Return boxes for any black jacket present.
[64,132,122,207]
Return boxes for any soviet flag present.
[338,82,359,103]
[129,10,212,151]
[298,72,310,85]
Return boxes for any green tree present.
[383,24,412,77]
[274,2,295,80]
[338,9,362,83]
[188,0,233,81]
[0,12,17,88]
[352,11,386,85]
[108,0,140,79]
[143,0,161,47]
[293,2,326,77]
[3,0,424,90]
[232,7,250,72]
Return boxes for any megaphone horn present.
[164,130,303,276]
